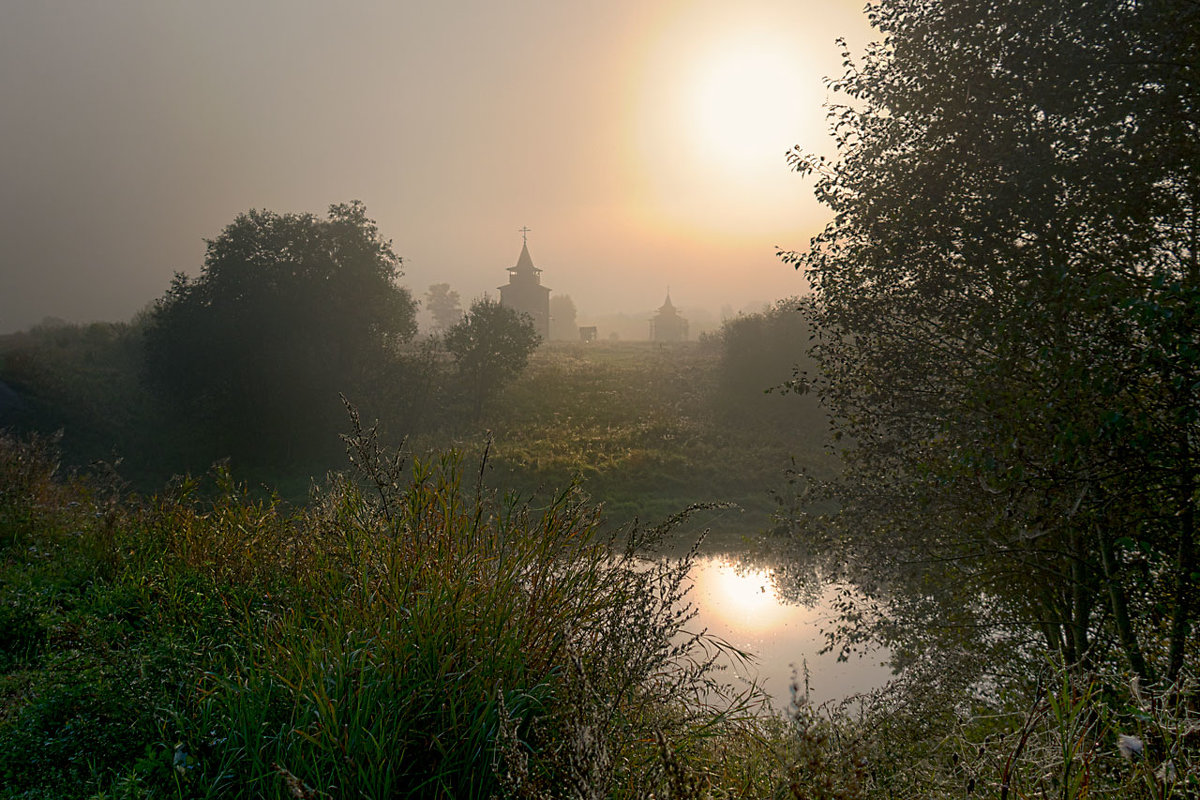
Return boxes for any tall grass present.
[5,426,1196,798]
[115,413,762,798]
[0,423,755,798]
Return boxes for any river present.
[685,554,891,711]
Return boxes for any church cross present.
[519,226,531,244]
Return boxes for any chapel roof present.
[509,241,541,275]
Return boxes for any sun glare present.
[688,45,811,176]
[628,17,830,239]
[696,559,794,632]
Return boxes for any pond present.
[684,554,891,711]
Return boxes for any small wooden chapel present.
[649,291,688,342]
[498,228,551,341]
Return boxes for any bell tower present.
[498,227,551,340]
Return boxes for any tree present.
[425,283,463,333]
[144,201,417,466]
[781,0,1200,683]
[707,299,821,431]
[549,294,578,341]
[444,298,540,418]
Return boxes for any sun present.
[627,20,829,238]
[686,43,813,178]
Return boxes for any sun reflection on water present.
[697,559,794,632]
[684,555,890,710]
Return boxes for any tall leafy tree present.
[145,201,417,466]
[783,0,1200,682]
[444,298,541,418]
[425,282,463,333]
[549,294,578,341]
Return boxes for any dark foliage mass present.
[704,298,821,430]
[444,297,542,418]
[0,320,153,472]
[781,0,1200,689]
[143,201,418,468]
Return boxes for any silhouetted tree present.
[444,298,540,418]
[144,201,417,467]
[708,299,819,431]
[549,294,578,341]
[425,283,463,333]
[781,0,1200,683]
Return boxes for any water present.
[684,555,891,711]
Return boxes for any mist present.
[4,0,1199,795]
[0,0,870,334]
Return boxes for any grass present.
[0,424,772,798]
[3,430,1199,798]
[441,341,835,541]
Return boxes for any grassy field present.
[3,330,1197,797]
[422,340,834,546]
[0,330,833,548]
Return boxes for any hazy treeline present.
[0,203,553,488]
[0,204,824,511]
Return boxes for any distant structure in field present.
[649,291,688,342]
[498,227,550,341]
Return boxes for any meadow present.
[0,321,833,544]
[451,340,833,542]
[2,323,1197,798]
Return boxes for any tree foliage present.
[425,282,463,333]
[549,294,578,341]
[444,298,541,418]
[144,201,417,466]
[783,0,1200,683]
[0,321,156,475]
[707,299,821,430]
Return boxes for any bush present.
[444,297,541,419]
[706,299,822,432]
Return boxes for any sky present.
[0,0,873,334]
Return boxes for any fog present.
[0,0,870,334]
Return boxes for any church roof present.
[658,291,676,312]
[508,241,541,275]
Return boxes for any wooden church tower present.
[649,291,688,342]
[498,229,550,340]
